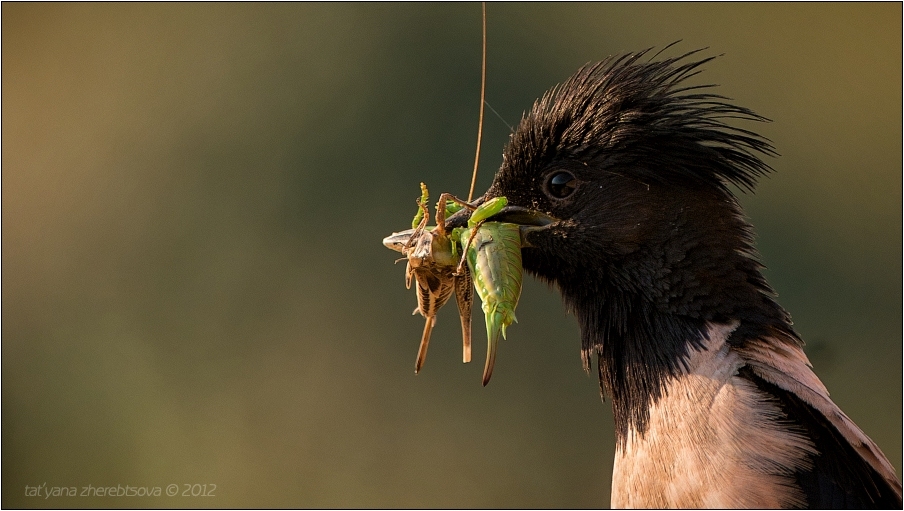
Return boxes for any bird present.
[445,49,902,508]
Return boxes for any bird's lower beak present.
[486,205,558,227]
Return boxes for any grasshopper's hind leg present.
[415,316,436,374]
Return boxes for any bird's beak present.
[486,205,558,227]
[445,199,559,247]
[384,196,557,254]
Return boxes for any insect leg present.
[435,193,476,237]
[415,315,436,374]
[455,220,485,276]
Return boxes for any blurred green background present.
[3,3,900,508]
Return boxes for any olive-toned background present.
[3,3,901,508]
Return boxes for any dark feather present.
[490,50,798,440]
[480,48,901,506]
[741,366,902,508]
[498,48,777,197]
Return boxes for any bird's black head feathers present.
[485,49,801,441]
[495,49,776,197]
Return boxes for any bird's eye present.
[546,171,577,199]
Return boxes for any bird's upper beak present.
[444,196,559,247]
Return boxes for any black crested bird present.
[448,50,902,508]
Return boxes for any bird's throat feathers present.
[565,282,709,444]
[546,234,800,445]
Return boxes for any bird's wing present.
[737,337,902,507]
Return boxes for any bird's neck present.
[607,320,819,508]
[556,243,798,445]
[567,288,709,444]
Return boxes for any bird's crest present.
[504,48,777,193]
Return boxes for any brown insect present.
[383,186,481,372]
[382,3,492,375]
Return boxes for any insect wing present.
[408,226,461,374]
[413,266,456,319]
[412,266,456,373]
[453,265,473,363]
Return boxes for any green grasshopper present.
[459,214,523,386]
[383,184,523,385]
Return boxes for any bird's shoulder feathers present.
[610,322,902,508]
[737,335,902,508]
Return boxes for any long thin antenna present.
[467,2,487,203]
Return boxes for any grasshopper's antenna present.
[467,2,487,203]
